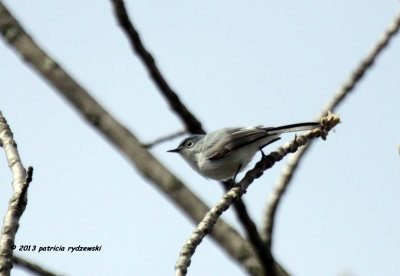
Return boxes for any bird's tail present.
[265,122,320,135]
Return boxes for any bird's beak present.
[167,148,180,153]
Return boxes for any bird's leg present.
[232,163,242,183]
[259,137,281,159]
[259,147,266,158]
[223,179,240,190]
[223,164,243,190]
[222,180,234,191]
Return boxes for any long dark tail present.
[265,122,320,135]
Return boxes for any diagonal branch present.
[175,113,340,276]
[109,0,205,134]
[0,3,266,274]
[0,111,33,275]
[108,1,272,271]
[13,255,60,276]
[222,182,273,275]
[262,9,400,247]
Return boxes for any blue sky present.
[1,1,400,275]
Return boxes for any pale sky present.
[1,1,400,275]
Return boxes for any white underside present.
[196,135,279,180]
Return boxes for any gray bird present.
[168,122,319,181]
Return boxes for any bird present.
[168,122,320,181]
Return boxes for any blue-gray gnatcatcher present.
[168,122,320,181]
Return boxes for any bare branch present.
[15,167,33,208]
[142,130,187,148]
[221,181,275,276]
[0,3,265,274]
[262,9,400,246]
[318,10,400,119]
[109,0,205,135]
[107,1,273,269]
[13,255,60,276]
[0,111,33,275]
[175,114,340,276]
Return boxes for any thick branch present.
[109,0,204,134]
[175,114,340,276]
[0,111,33,275]
[262,9,400,246]
[0,3,265,274]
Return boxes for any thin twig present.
[13,255,61,276]
[0,3,265,274]
[109,0,205,135]
[0,111,33,275]
[142,130,187,148]
[175,114,340,276]
[262,9,400,247]
[222,182,275,276]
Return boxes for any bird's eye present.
[186,141,193,147]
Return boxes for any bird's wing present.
[204,122,319,160]
[205,127,272,160]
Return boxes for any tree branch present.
[262,9,400,246]
[0,3,265,274]
[109,1,272,272]
[109,0,205,134]
[13,255,60,276]
[175,113,340,276]
[142,130,187,148]
[0,111,33,275]
[222,181,275,276]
